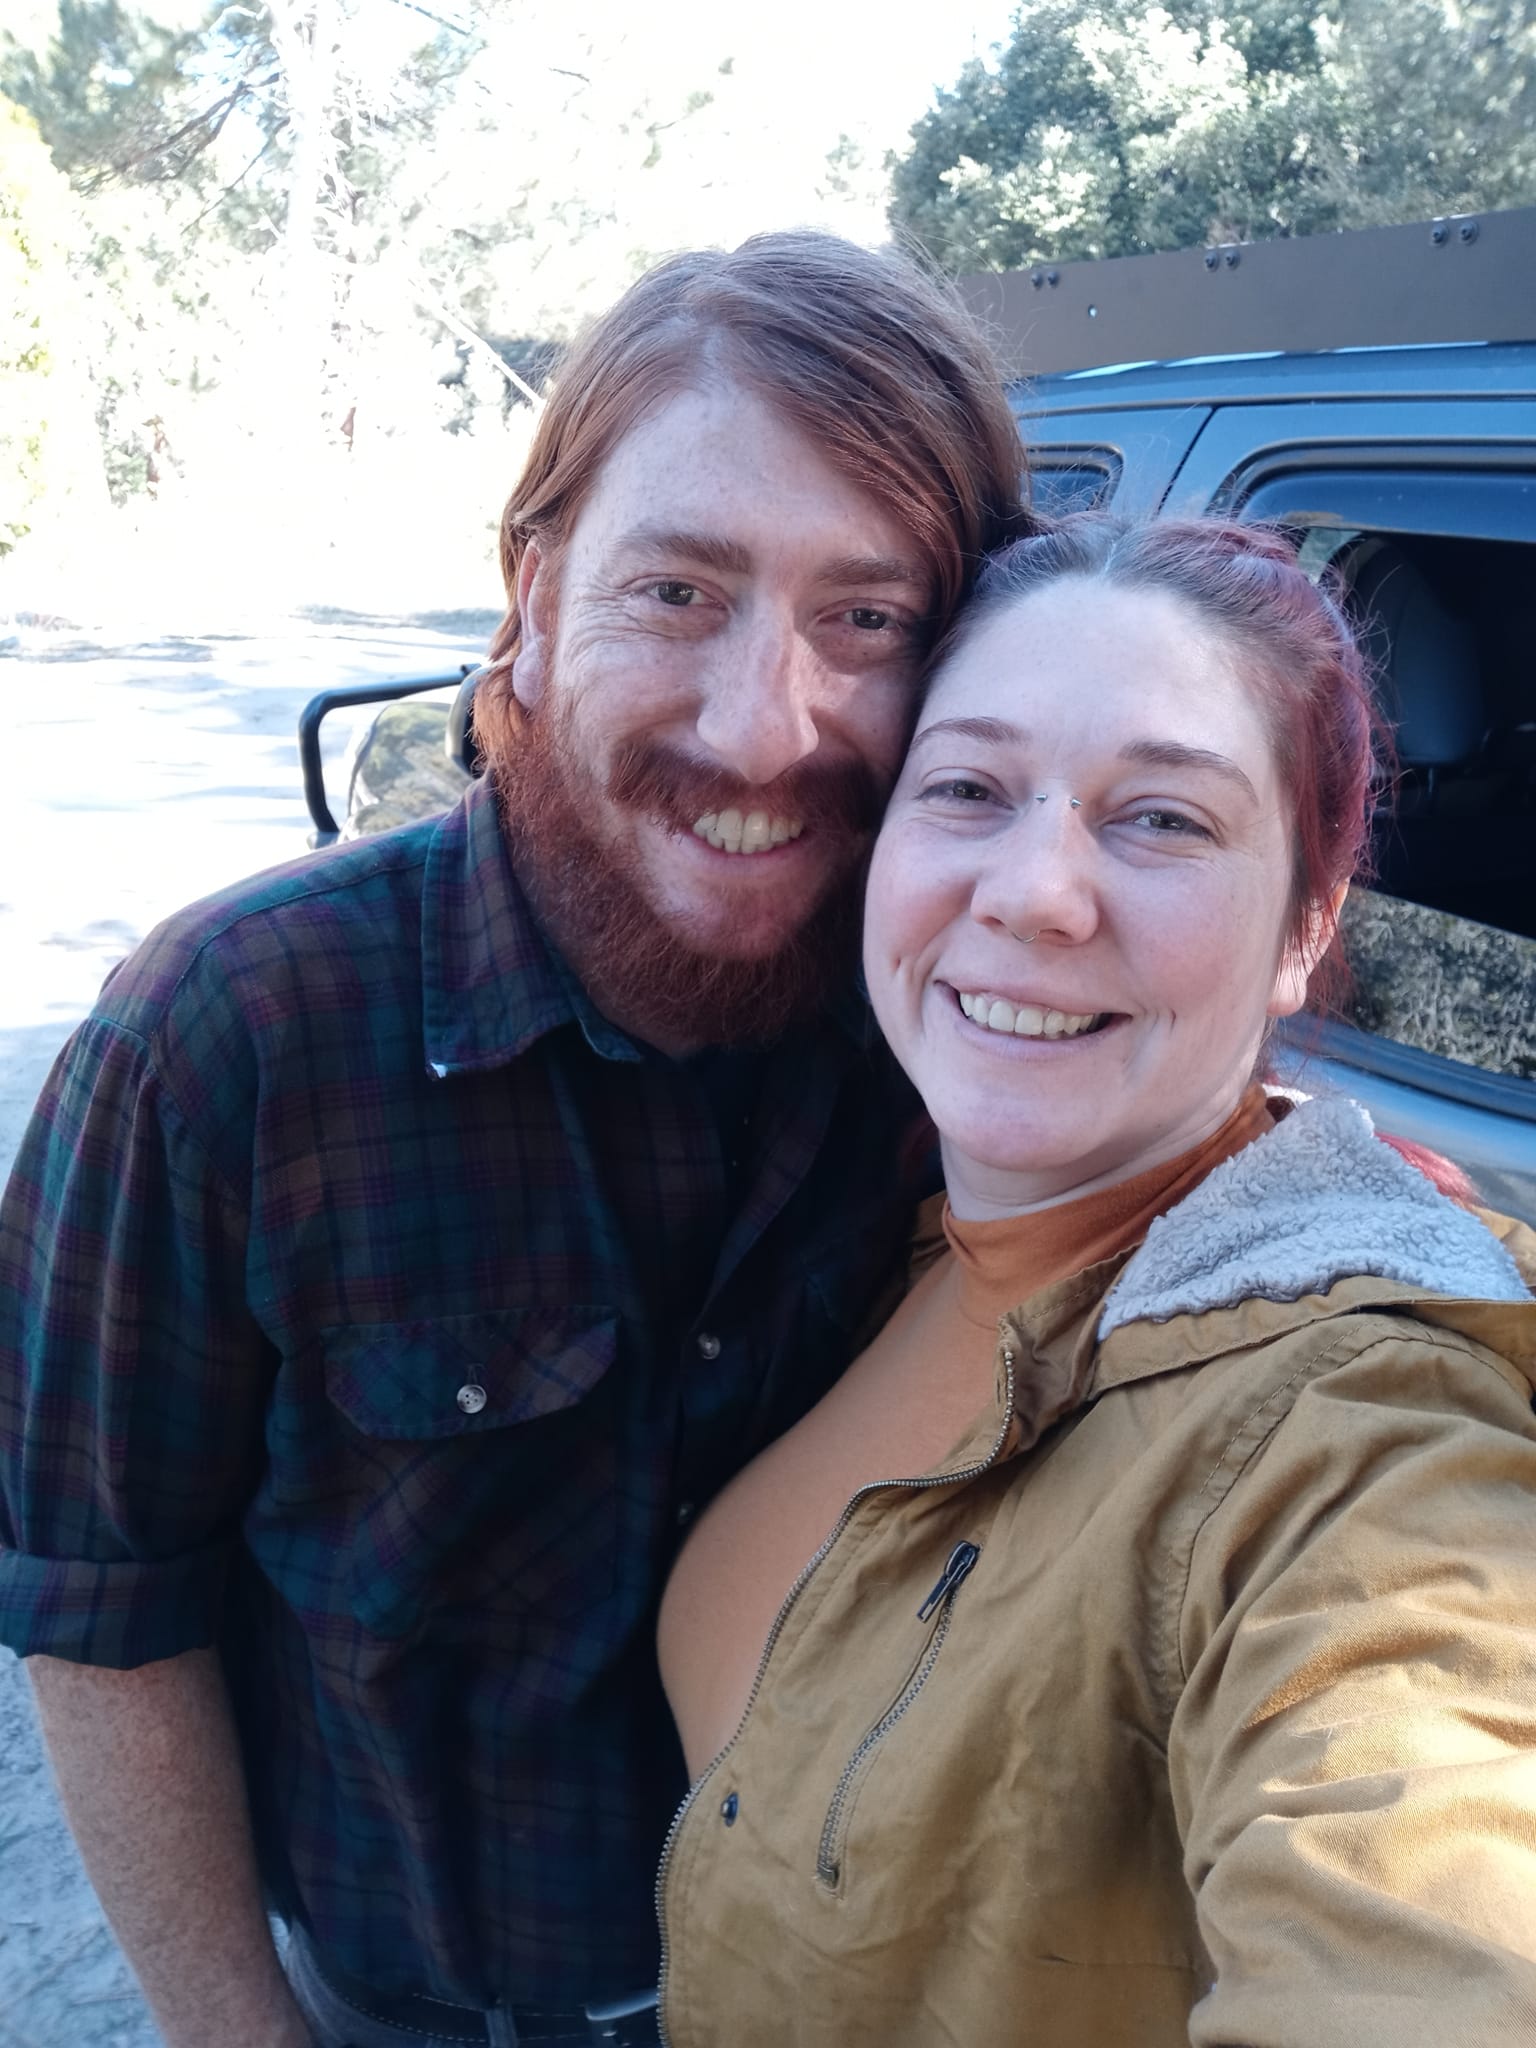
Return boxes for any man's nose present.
[970,805,1100,946]
[691,615,822,787]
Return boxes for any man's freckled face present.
[514,381,931,959]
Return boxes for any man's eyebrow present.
[612,528,927,590]
[614,526,752,574]
[1118,738,1258,801]
[818,552,929,590]
[909,716,1026,751]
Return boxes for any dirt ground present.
[0,612,494,2047]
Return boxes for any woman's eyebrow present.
[908,724,1260,802]
[909,716,1025,751]
[1118,739,1258,802]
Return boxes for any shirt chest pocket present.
[319,1305,620,1640]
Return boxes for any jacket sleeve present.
[0,1014,272,1668]
[1168,1322,1536,2048]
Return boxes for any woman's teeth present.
[957,991,1105,1039]
[692,808,804,855]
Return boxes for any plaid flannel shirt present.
[0,775,919,2006]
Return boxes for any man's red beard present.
[490,697,885,1050]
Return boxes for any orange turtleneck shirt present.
[659,1088,1277,1777]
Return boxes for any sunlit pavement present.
[0,613,495,2047]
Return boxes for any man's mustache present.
[606,741,887,837]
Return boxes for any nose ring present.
[1020,931,1040,944]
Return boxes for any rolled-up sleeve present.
[1170,1326,1536,2045]
[0,1014,268,1667]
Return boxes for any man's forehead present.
[568,379,928,573]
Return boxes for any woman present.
[655,516,1536,2047]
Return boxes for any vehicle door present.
[1168,379,1536,1221]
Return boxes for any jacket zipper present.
[654,1350,1018,2046]
[815,1537,980,1891]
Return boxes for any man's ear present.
[1268,882,1349,1019]
[511,539,554,711]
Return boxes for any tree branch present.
[412,278,546,410]
[385,0,473,34]
[182,125,288,235]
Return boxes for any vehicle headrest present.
[1343,538,1483,769]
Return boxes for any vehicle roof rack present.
[958,207,1536,379]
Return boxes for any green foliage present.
[890,0,1536,268]
[0,0,738,552]
[1,1,261,194]
[0,93,76,553]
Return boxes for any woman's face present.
[863,576,1315,1214]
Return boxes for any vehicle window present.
[1027,450,1121,516]
[1240,464,1536,546]
[1234,469,1536,1088]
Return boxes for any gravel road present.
[0,611,494,2047]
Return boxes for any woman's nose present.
[969,802,1100,945]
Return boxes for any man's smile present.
[691,808,806,854]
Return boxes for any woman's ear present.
[1268,882,1349,1019]
[510,539,553,711]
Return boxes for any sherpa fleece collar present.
[1098,1095,1533,1338]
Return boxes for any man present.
[0,233,1029,2048]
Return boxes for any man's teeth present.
[691,808,804,855]
[957,992,1105,1039]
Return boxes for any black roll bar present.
[298,667,476,846]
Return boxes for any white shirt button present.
[696,1333,721,1361]
[456,1382,488,1415]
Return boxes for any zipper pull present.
[916,1540,980,1623]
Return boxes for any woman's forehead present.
[922,578,1274,754]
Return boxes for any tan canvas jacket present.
[658,1098,1536,2048]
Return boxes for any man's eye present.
[651,581,699,607]
[846,606,894,631]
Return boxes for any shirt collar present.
[420,773,873,1075]
[420,777,640,1074]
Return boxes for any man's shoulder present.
[97,816,443,1046]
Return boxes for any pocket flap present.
[321,1305,617,1440]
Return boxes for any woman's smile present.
[943,983,1120,1042]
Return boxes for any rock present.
[1340,889,1536,1079]
[342,699,471,838]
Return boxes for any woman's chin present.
[937,1118,1123,1200]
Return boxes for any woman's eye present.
[1129,807,1209,837]
[846,606,894,631]
[651,580,699,607]
[922,777,993,805]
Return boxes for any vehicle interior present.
[1317,528,1535,945]
[1305,524,1536,1087]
